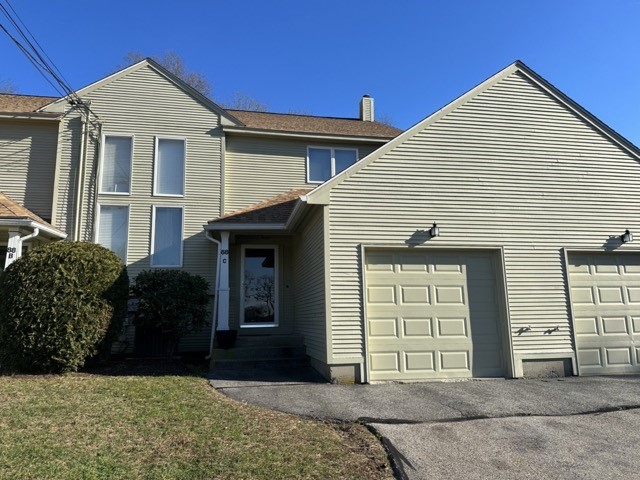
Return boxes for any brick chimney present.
[359,95,374,122]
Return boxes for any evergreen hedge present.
[0,241,129,373]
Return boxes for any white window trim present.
[240,244,279,328]
[153,136,187,198]
[150,205,184,268]
[306,146,359,184]
[98,133,134,196]
[95,203,130,263]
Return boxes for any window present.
[307,147,358,183]
[154,138,185,196]
[151,206,183,267]
[100,135,132,194]
[97,205,129,262]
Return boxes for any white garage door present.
[365,250,505,381]
[569,253,640,375]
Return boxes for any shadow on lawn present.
[82,354,210,378]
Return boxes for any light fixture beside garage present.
[429,222,440,238]
[621,229,634,243]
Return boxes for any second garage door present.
[569,253,640,375]
[365,250,506,381]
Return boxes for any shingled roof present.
[209,189,312,225]
[0,94,58,113]
[0,192,58,229]
[226,109,402,139]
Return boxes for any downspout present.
[4,227,39,269]
[91,121,104,242]
[73,103,91,241]
[205,231,222,358]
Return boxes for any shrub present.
[0,241,129,373]
[132,270,209,358]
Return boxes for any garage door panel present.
[366,250,505,381]
[569,253,640,375]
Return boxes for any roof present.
[226,109,403,139]
[306,60,640,205]
[0,94,59,114]
[0,193,64,236]
[209,189,312,225]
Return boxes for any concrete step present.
[211,357,310,370]
[212,345,306,361]
[229,334,305,348]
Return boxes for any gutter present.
[0,112,61,121]
[0,219,67,239]
[222,126,393,144]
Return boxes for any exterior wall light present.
[621,229,634,243]
[429,222,440,237]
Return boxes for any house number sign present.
[6,247,16,259]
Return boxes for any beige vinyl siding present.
[53,65,222,352]
[327,71,640,364]
[0,119,58,221]
[292,207,327,361]
[224,136,378,213]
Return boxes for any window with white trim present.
[97,204,129,262]
[151,206,183,267]
[154,138,185,196]
[307,147,358,183]
[100,135,132,194]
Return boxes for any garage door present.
[569,253,640,375]
[365,250,505,381]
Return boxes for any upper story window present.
[100,135,133,194]
[307,147,358,183]
[154,137,186,197]
[97,204,129,262]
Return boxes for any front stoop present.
[210,334,309,370]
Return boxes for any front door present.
[241,246,278,327]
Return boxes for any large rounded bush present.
[0,241,129,373]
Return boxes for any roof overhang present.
[203,196,311,233]
[0,219,67,239]
[222,126,393,143]
[0,112,61,121]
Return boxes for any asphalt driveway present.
[210,369,640,479]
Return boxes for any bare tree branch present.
[0,79,17,94]
[376,113,396,127]
[222,92,269,112]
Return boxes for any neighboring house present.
[2,58,640,382]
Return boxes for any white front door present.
[240,245,278,328]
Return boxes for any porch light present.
[621,229,634,243]
[429,222,440,238]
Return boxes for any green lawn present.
[0,366,392,479]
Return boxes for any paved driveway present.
[210,370,640,479]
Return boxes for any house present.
[1,59,639,382]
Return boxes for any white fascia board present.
[0,219,67,239]
[203,223,287,231]
[222,127,392,144]
[0,113,61,121]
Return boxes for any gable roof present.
[0,94,58,113]
[37,58,243,125]
[0,192,66,237]
[225,109,402,139]
[208,188,312,227]
[305,60,640,204]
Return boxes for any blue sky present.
[2,1,639,143]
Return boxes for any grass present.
[0,362,392,480]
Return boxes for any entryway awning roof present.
[0,192,66,238]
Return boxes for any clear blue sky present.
[2,0,639,144]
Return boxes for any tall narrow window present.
[155,138,185,196]
[307,147,358,183]
[97,205,129,262]
[100,135,132,194]
[151,206,183,267]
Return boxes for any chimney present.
[359,95,374,122]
